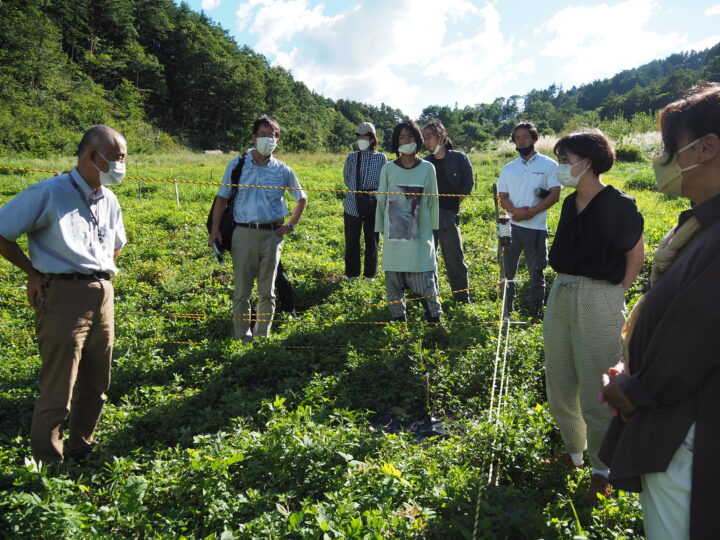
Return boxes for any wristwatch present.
[287,223,295,232]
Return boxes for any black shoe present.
[66,443,96,463]
[529,305,544,322]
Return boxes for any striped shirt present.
[342,150,387,217]
[217,151,306,224]
[0,168,126,274]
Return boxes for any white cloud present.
[202,0,221,10]
[681,35,720,52]
[706,4,720,16]
[233,0,518,116]
[421,4,534,101]
[539,0,686,87]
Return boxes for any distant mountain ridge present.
[417,44,719,150]
[0,0,717,155]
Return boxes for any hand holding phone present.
[212,241,225,265]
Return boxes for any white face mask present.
[556,158,590,188]
[652,137,703,196]
[432,142,443,155]
[94,151,126,186]
[255,136,277,156]
[357,139,371,151]
[398,142,417,155]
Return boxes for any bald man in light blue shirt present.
[0,124,127,464]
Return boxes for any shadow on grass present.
[100,308,450,457]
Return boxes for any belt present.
[46,272,111,281]
[235,222,280,230]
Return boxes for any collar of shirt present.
[521,154,537,165]
[70,168,105,204]
[248,149,278,169]
[679,191,720,229]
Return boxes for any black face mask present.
[516,144,534,156]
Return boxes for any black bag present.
[207,153,247,251]
[354,151,376,218]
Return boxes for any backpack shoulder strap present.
[229,152,247,203]
[355,150,362,189]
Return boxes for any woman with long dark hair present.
[375,120,441,323]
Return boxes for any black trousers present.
[275,260,295,313]
[344,212,379,278]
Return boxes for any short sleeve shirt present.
[497,153,560,230]
[549,185,644,284]
[217,151,306,224]
[0,168,126,274]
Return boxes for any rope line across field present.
[1,162,523,524]
[0,166,496,199]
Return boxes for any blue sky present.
[178,0,720,117]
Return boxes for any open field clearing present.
[0,149,685,538]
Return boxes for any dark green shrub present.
[615,143,645,162]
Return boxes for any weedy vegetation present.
[0,148,684,538]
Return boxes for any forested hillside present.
[0,0,718,156]
[419,45,720,150]
[0,0,405,155]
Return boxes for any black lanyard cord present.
[70,178,104,243]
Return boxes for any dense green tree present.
[0,0,718,156]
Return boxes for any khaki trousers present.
[543,273,626,469]
[31,277,114,463]
[230,225,283,340]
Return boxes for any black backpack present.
[206,153,248,251]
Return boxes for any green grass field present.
[0,149,687,538]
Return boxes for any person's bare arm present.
[208,196,229,246]
[0,235,44,308]
[277,198,307,236]
[622,235,645,291]
[528,186,561,217]
[498,191,531,221]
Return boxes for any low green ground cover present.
[0,149,684,538]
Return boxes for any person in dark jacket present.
[600,83,720,539]
[422,120,474,302]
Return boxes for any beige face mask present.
[653,137,703,196]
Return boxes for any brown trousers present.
[31,277,114,463]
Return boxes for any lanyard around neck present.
[70,178,104,243]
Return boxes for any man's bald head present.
[77,125,126,159]
[76,125,127,190]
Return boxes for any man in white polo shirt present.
[496,121,560,319]
[0,125,127,464]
